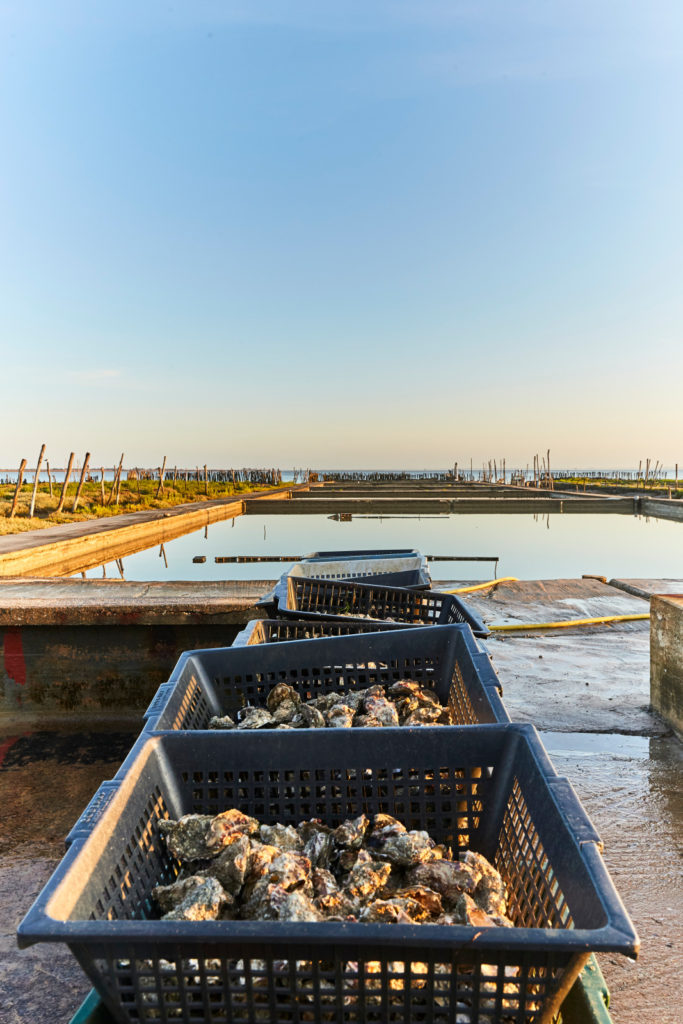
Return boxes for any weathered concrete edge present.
[0,579,277,625]
[246,496,637,515]
[650,595,683,740]
[0,486,301,578]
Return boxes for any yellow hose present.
[442,576,519,594]
[489,613,650,631]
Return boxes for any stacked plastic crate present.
[18,550,636,1024]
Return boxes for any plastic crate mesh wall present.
[177,652,457,727]
[292,579,463,624]
[449,662,478,725]
[170,673,212,730]
[87,948,567,1024]
[81,761,575,1023]
[256,621,394,643]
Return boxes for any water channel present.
[75,511,683,581]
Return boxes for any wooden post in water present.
[46,461,53,497]
[156,456,167,498]
[55,453,75,513]
[204,464,209,495]
[9,459,27,518]
[547,449,552,490]
[28,444,46,518]
[71,453,91,512]
[676,464,679,492]
[100,468,105,504]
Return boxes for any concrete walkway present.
[0,578,277,626]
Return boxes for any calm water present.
[78,512,683,581]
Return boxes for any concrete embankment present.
[0,485,297,578]
[246,495,637,514]
[0,578,275,721]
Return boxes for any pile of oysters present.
[209,679,452,730]
[154,808,514,929]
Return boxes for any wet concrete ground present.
[2,577,682,1024]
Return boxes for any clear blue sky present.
[1,2,682,469]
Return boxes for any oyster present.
[271,701,299,724]
[158,815,216,861]
[362,695,399,727]
[266,683,301,711]
[311,868,339,898]
[161,877,233,921]
[236,707,275,730]
[325,704,354,728]
[208,714,236,730]
[451,892,498,928]
[246,842,281,881]
[372,829,438,868]
[405,859,480,904]
[259,823,303,852]
[153,874,211,913]
[291,704,326,729]
[402,705,449,726]
[392,885,443,917]
[207,834,251,893]
[207,809,260,851]
[332,814,368,849]
[345,861,392,902]
[359,897,426,924]
[266,851,312,890]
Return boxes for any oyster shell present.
[332,814,368,849]
[266,683,301,711]
[236,707,275,730]
[372,829,437,868]
[158,815,216,861]
[207,834,251,893]
[259,823,303,852]
[208,714,236,730]
[161,876,233,921]
[405,860,480,904]
[207,809,260,851]
[291,704,326,729]
[325,704,354,728]
[362,695,399,727]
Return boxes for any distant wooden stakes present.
[71,453,91,513]
[55,453,75,514]
[28,443,46,518]
[9,458,27,518]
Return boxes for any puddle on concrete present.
[540,730,650,758]
[540,730,683,1024]
[73,512,683,582]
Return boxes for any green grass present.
[0,478,283,535]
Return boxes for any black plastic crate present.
[18,726,638,1024]
[263,575,489,637]
[258,551,431,615]
[143,624,509,731]
[232,617,421,646]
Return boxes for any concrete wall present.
[650,595,683,737]
[0,622,240,719]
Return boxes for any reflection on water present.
[76,512,683,582]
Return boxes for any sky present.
[1,1,682,469]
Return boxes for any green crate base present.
[69,955,612,1024]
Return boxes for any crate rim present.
[18,724,638,958]
[142,622,506,726]
[265,575,490,637]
